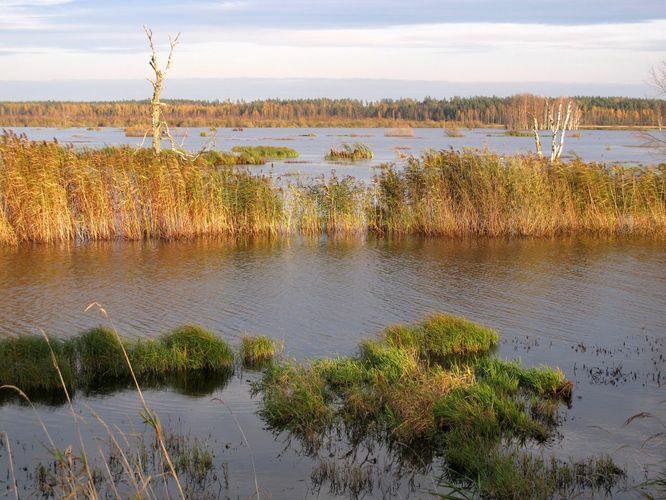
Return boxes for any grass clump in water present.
[0,336,74,391]
[68,327,128,380]
[504,130,532,137]
[444,126,464,137]
[325,143,374,161]
[253,311,624,498]
[0,325,234,394]
[231,145,299,162]
[382,313,499,364]
[161,325,234,372]
[124,125,149,137]
[384,128,414,137]
[240,335,278,367]
[256,362,334,442]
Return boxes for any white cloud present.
[1,19,664,84]
[2,0,74,5]
[0,0,74,30]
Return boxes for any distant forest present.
[1,95,664,128]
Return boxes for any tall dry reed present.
[369,150,666,237]
[0,132,284,243]
[1,133,664,244]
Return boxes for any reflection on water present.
[0,236,664,498]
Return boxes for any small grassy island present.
[253,313,623,498]
[325,142,374,161]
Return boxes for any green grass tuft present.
[240,335,277,367]
[0,325,235,394]
[162,325,234,372]
[256,362,334,440]
[382,313,498,365]
[0,336,74,391]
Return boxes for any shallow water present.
[6,126,664,182]
[0,236,664,498]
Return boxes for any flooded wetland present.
[3,0,666,495]
[0,125,664,498]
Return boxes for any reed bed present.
[0,132,285,243]
[369,150,666,237]
[325,143,374,161]
[1,132,664,245]
[289,175,369,235]
[253,312,622,498]
[384,128,415,137]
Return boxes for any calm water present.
[6,127,665,182]
[0,236,664,498]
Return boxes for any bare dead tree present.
[530,98,576,162]
[144,25,180,155]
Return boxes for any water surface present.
[0,236,664,497]
[7,127,664,182]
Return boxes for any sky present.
[1,0,665,100]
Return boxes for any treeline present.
[0,95,664,128]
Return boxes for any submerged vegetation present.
[0,132,664,245]
[0,325,233,393]
[325,142,374,161]
[253,313,622,498]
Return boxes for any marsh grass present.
[0,316,227,499]
[1,132,664,245]
[240,335,278,367]
[0,325,234,393]
[325,143,374,161]
[253,312,624,498]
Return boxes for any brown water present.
[0,236,664,498]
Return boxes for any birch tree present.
[530,98,578,162]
